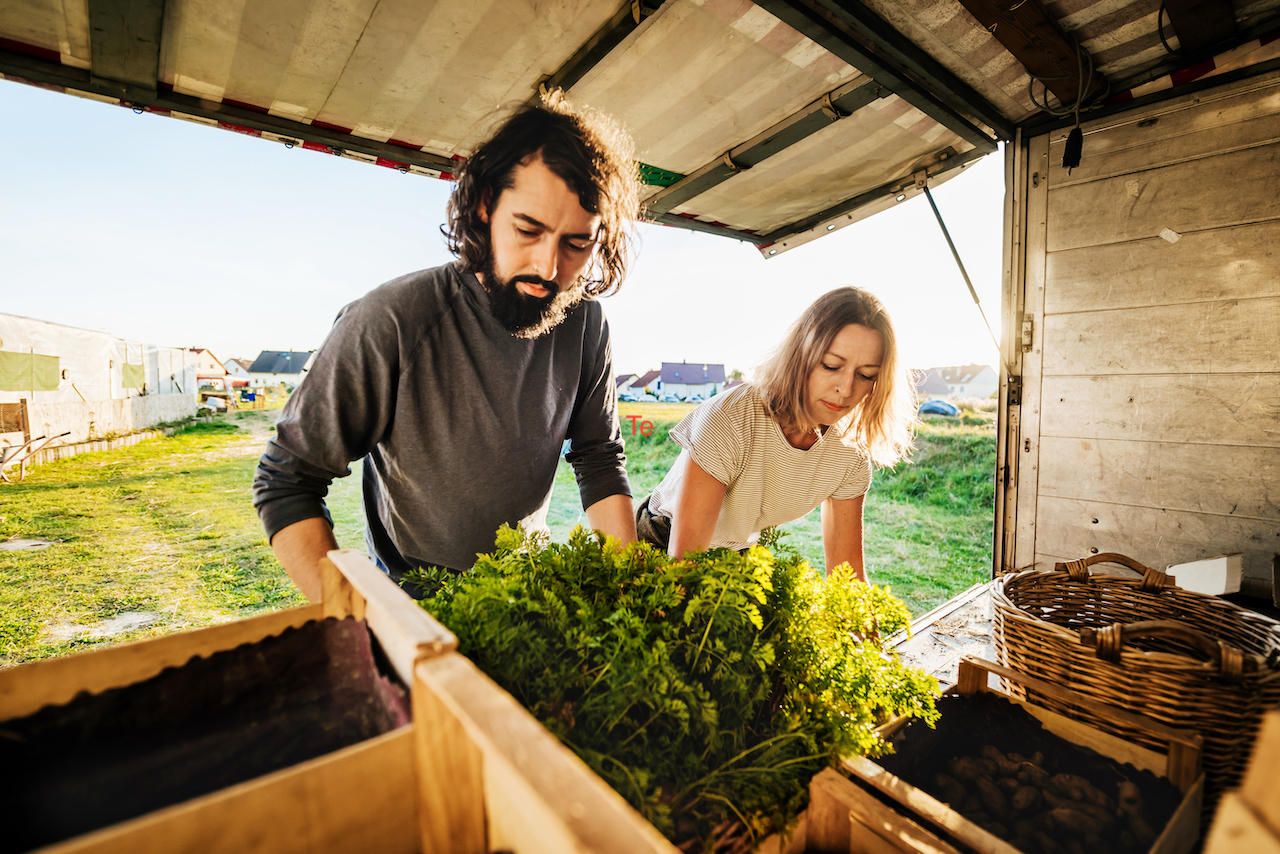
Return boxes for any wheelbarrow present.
[0,431,72,483]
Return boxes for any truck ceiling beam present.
[645,76,883,216]
[86,0,164,92]
[1161,0,1237,56]
[758,146,987,246]
[951,0,1100,108]
[650,213,770,245]
[536,0,664,99]
[751,0,1004,152]
[0,47,458,175]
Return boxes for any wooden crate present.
[802,657,1205,854]
[1204,710,1280,854]
[3,549,676,854]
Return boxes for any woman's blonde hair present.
[754,287,916,466]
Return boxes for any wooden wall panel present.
[1040,296,1280,376]
[1043,73,1280,186]
[1040,375,1280,447]
[1037,436,1278,520]
[1019,74,1280,592]
[1045,220,1280,314]
[1045,143,1280,252]
[1034,495,1280,580]
[1013,134,1051,573]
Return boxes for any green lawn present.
[0,403,995,665]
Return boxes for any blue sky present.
[1,79,1005,378]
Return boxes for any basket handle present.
[1055,552,1176,593]
[1078,619,1256,682]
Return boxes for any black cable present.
[1157,2,1180,56]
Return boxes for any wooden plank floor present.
[889,582,995,689]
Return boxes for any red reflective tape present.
[677,212,698,219]
[217,122,263,138]
[221,97,269,114]
[441,172,456,182]
[0,37,61,64]
[1105,89,1134,105]
[301,140,332,153]
[1171,58,1216,87]
[311,119,352,133]
[1262,31,1280,46]
[375,157,409,170]
[758,242,775,250]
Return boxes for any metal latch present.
[1021,314,1033,353]
[1008,375,1022,406]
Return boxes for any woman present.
[635,287,916,580]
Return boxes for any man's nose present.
[531,237,558,281]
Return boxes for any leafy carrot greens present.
[413,525,940,846]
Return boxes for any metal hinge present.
[1008,375,1022,406]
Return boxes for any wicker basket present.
[993,552,1280,823]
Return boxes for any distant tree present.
[729,369,744,381]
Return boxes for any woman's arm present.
[821,493,867,581]
[667,457,728,559]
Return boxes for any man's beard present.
[478,254,583,339]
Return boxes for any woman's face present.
[806,323,884,427]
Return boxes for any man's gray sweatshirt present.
[253,262,630,583]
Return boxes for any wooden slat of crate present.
[0,603,323,720]
[35,727,419,854]
[1239,710,1280,836]
[805,767,966,854]
[840,657,1205,854]
[413,652,680,854]
[1204,791,1280,854]
[320,549,457,685]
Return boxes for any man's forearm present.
[270,516,339,602]
[584,493,637,545]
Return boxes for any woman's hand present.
[667,457,727,559]
[822,493,867,581]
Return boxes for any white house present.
[247,350,314,389]
[932,364,998,399]
[626,370,662,396]
[189,349,228,390]
[913,368,951,397]
[225,358,254,387]
[659,362,726,400]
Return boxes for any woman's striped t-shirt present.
[647,383,872,550]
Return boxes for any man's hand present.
[585,493,637,545]
[269,517,339,602]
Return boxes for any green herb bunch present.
[413,525,940,847]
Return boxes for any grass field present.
[0,401,995,665]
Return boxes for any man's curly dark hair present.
[443,91,640,298]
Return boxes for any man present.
[253,94,641,601]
